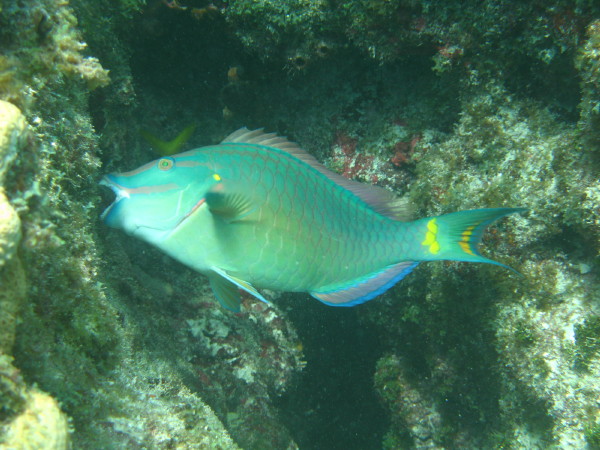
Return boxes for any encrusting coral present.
[0,99,70,449]
[576,19,600,147]
[367,82,600,447]
[0,101,25,270]
[1,388,70,450]
[0,101,26,354]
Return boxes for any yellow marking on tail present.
[459,241,474,255]
[459,224,478,256]
[421,219,440,255]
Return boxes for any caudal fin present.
[420,208,525,270]
[140,124,196,156]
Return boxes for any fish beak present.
[100,175,128,224]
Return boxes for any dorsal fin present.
[221,128,412,221]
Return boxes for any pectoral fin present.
[206,191,256,223]
[209,267,269,311]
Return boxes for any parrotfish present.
[101,128,524,311]
[140,124,197,156]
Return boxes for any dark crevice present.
[276,296,389,450]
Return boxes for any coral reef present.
[186,293,305,449]
[0,100,64,449]
[0,101,27,355]
[0,191,20,270]
[0,101,26,194]
[0,255,25,357]
[0,101,25,269]
[375,354,444,448]
[496,259,599,448]
[326,126,418,189]
[223,0,332,65]
[365,84,600,447]
[576,19,600,148]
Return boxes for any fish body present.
[101,128,523,311]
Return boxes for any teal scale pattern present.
[205,144,424,293]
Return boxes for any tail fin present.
[140,124,196,156]
[420,208,525,270]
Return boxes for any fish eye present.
[158,157,174,171]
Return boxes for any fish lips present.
[100,174,206,233]
[100,175,155,235]
[99,174,129,229]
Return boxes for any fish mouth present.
[99,175,127,222]
[99,174,206,232]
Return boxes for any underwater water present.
[1,0,600,449]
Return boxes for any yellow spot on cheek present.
[213,173,221,181]
[421,219,440,254]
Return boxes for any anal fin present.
[310,261,418,306]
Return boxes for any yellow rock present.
[0,192,21,267]
[0,100,25,267]
[2,389,70,450]
[0,100,26,184]
[0,98,25,354]
[0,97,69,450]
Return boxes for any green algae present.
[574,315,600,372]
[576,19,600,149]
[585,422,600,449]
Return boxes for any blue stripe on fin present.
[310,261,419,307]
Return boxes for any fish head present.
[100,152,217,243]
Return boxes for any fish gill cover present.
[0,0,599,449]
